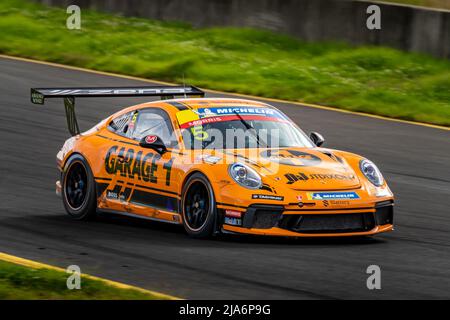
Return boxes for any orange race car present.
[31,86,394,238]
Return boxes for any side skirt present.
[97,208,183,225]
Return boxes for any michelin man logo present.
[193,109,217,117]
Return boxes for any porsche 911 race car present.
[31,85,394,238]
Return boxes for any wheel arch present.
[62,152,99,201]
[180,168,224,202]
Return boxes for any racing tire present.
[181,173,217,238]
[62,154,97,220]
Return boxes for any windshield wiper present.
[233,111,268,148]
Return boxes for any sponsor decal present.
[321,199,352,207]
[106,191,118,200]
[176,106,288,129]
[145,135,158,144]
[285,172,356,185]
[200,107,280,117]
[224,217,242,226]
[31,91,44,104]
[106,191,126,202]
[329,200,351,207]
[104,146,174,186]
[307,192,360,200]
[260,149,322,167]
[193,108,218,117]
[252,194,284,201]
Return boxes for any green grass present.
[0,260,164,300]
[1,0,449,126]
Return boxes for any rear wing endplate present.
[30,86,205,136]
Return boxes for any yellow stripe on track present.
[1,54,448,132]
[0,252,181,300]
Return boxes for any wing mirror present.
[139,135,167,154]
[310,132,325,147]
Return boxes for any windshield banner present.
[176,107,288,129]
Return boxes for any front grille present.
[252,210,283,229]
[242,205,284,229]
[279,213,376,234]
[241,202,393,233]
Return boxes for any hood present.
[223,147,361,191]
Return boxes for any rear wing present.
[30,86,205,136]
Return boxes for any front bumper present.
[221,200,394,237]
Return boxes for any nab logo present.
[285,172,309,184]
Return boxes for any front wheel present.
[62,154,97,220]
[181,173,217,238]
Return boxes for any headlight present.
[360,159,384,187]
[228,163,262,189]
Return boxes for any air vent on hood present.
[320,151,344,164]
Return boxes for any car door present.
[125,108,182,221]
[100,110,139,213]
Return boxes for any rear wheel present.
[181,173,217,238]
[62,154,97,220]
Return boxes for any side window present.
[132,109,177,148]
[108,111,136,138]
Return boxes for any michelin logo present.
[308,192,360,200]
[195,107,280,117]
[215,107,276,115]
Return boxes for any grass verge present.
[0,260,164,300]
[0,0,449,126]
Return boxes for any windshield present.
[177,107,314,150]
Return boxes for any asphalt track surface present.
[1,56,450,299]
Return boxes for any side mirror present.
[310,132,325,147]
[139,135,167,154]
